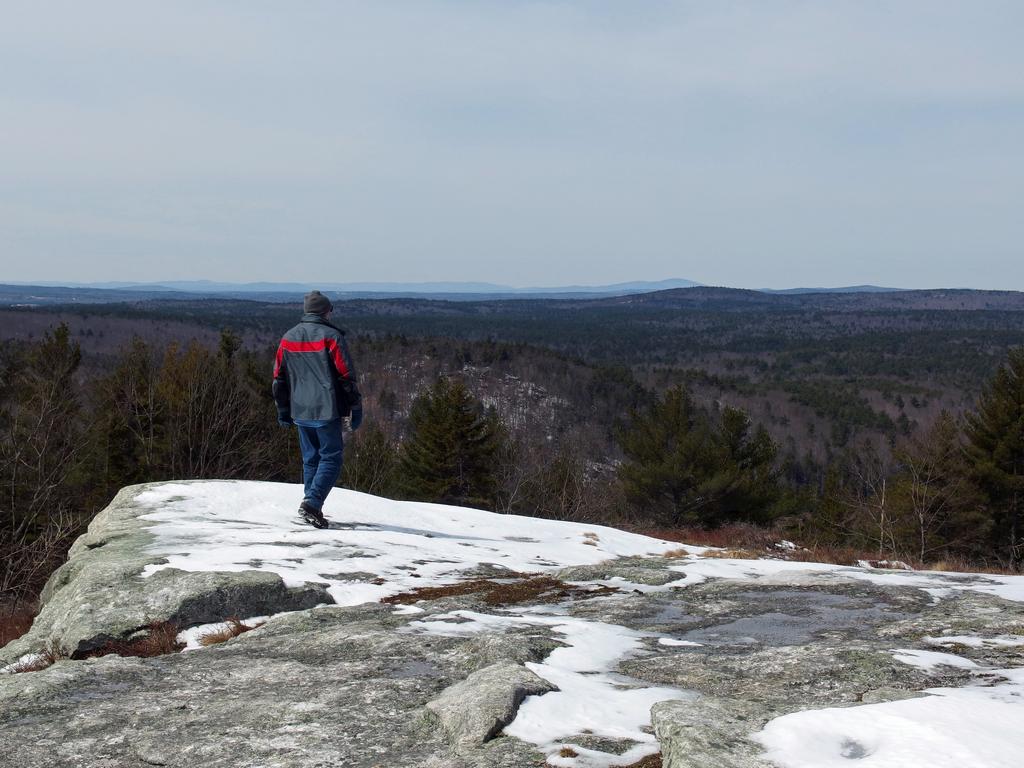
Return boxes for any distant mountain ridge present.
[7,278,703,296]
[596,286,1024,312]
[5,278,915,297]
[3,280,1017,310]
[760,285,904,295]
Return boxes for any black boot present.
[298,501,329,529]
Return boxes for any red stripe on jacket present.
[273,343,286,378]
[274,338,350,378]
[325,337,350,378]
[279,340,329,352]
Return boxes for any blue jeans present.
[295,419,344,511]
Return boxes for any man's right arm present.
[272,341,292,425]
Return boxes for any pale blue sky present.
[1,1,1022,289]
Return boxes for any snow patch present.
[925,634,1024,649]
[667,552,1024,604]
[657,638,702,647]
[409,609,693,767]
[890,649,979,671]
[176,616,269,651]
[753,669,1024,768]
[0,653,44,674]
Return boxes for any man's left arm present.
[341,336,363,430]
[327,333,362,428]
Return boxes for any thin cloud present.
[0,1,1022,287]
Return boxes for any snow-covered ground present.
[662,553,1024,603]
[134,480,1024,768]
[753,667,1024,768]
[135,481,696,605]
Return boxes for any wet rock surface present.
[2,483,1023,768]
[615,580,1023,767]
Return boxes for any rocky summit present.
[2,481,1024,768]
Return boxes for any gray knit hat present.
[303,290,333,315]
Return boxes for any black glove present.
[277,408,293,427]
[349,405,363,431]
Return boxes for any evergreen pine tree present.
[965,348,1024,569]
[798,461,847,546]
[397,377,504,508]
[616,386,779,526]
[617,386,705,524]
[218,328,242,361]
[90,338,164,488]
[709,406,781,526]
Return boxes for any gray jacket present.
[272,314,360,421]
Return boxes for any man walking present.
[273,290,363,528]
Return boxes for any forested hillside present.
[4,286,1023,458]
[3,288,1024,617]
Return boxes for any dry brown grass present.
[198,617,262,647]
[557,746,579,758]
[662,548,692,559]
[623,754,662,768]
[785,544,887,568]
[7,638,68,673]
[923,556,1021,576]
[700,548,760,560]
[0,603,37,646]
[77,621,185,660]
[382,576,618,607]
[639,523,781,550]
[633,522,1023,575]
[638,524,892,568]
